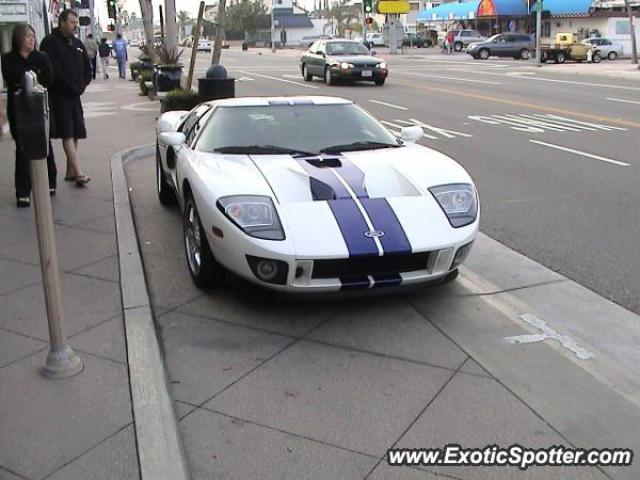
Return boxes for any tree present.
[139,0,156,62]
[178,10,191,40]
[164,0,179,56]
[623,0,638,65]
[225,0,268,38]
[329,2,359,37]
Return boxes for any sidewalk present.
[0,75,158,480]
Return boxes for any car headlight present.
[217,195,285,240]
[429,184,478,228]
[340,62,354,69]
[377,62,387,69]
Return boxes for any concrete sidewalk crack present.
[0,464,31,480]
[453,278,568,298]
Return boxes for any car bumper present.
[329,67,388,81]
[208,227,478,294]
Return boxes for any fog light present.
[257,260,277,281]
[246,255,289,285]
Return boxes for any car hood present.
[326,55,382,64]
[248,144,473,204]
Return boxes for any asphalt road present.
[189,48,640,315]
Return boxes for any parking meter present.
[13,71,49,161]
[14,71,83,379]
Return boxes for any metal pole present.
[159,5,165,43]
[271,0,276,53]
[88,0,102,76]
[535,0,542,67]
[186,1,205,89]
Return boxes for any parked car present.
[467,33,533,60]
[155,96,478,292]
[300,39,388,86]
[366,32,385,47]
[196,39,211,52]
[450,29,486,51]
[582,37,624,60]
[403,33,432,48]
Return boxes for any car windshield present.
[486,34,501,42]
[326,41,369,55]
[195,103,402,155]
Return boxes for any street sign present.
[377,1,410,14]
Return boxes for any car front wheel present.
[520,48,530,60]
[454,42,463,52]
[608,51,617,60]
[479,48,490,60]
[324,66,334,85]
[555,52,566,64]
[183,195,224,288]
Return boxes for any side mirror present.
[159,131,186,147]
[493,39,498,43]
[400,126,423,143]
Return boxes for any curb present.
[111,144,191,480]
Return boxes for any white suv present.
[451,30,486,52]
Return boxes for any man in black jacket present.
[40,9,92,186]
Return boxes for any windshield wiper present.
[213,145,317,157]
[319,141,402,154]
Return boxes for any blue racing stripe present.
[372,273,403,287]
[337,158,368,198]
[340,276,371,290]
[360,198,412,255]
[299,160,350,200]
[328,200,379,257]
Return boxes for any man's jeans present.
[117,57,126,79]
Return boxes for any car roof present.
[325,39,363,43]
[204,96,354,108]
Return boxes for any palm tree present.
[178,10,191,41]
[139,0,157,62]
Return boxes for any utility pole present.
[271,0,276,53]
[623,0,638,66]
[535,0,542,67]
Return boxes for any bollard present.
[14,73,83,379]
[198,64,235,102]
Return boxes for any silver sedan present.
[582,38,624,60]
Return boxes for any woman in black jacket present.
[1,24,57,207]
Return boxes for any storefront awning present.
[417,1,480,21]
[528,0,592,15]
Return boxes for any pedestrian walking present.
[447,30,455,55]
[1,24,57,207]
[98,38,111,79]
[113,33,127,79]
[85,33,98,79]
[40,9,92,187]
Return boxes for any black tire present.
[374,79,385,86]
[183,194,224,288]
[555,52,566,64]
[540,52,548,63]
[454,41,463,52]
[479,48,490,60]
[608,51,617,61]
[520,48,530,60]
[156,144,176,205]
[324,66,334,85]
[302,64,313,81]
[440,268,459,285]
[592,52,602,64]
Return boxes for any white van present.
[366,32,384,46]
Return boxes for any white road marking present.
[121,101,161,112]
[369,99,408,111]
[529,140,630,167]
[606,97,640,105]
[505,71,536,76]
[408,118,473,138]
[236,70,319,89]
[83,101,117,119]
[468,113,627,133]
[237,76,255,81]
[395,71,501,85]
[504,314,594,360]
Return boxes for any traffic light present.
[365,17,373,24]
[107,0,116,19]
[107,23,115,31]
[363,0,373,14]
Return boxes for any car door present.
[492,35,508,55]
[504,35,518,56]
[308,41,325,75]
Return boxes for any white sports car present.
[156,96,479,293]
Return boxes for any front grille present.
[311,252,430,279]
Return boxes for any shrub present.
[160,88,201,113]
